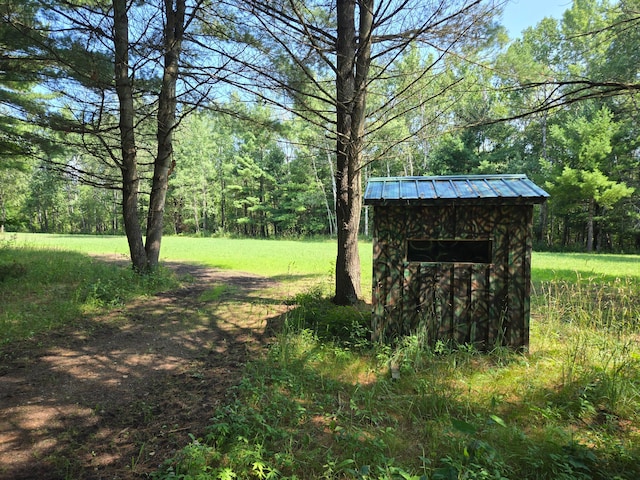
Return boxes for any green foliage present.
[287,287,371,347]
[2,0,640,255]
[0,241,177,346]
[0,0,56,161]
[168,103,334,238]
[546,167,634,214]
[434,416,511,480]
[76,264,173,308]
[548,107,618,170]
[156,266,640,480]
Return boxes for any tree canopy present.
[1,0,639,278]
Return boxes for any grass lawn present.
[5,232,358,275]
[533,251,640,282]
[8,232,640,285]
[2,232,640,479]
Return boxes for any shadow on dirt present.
[0,262,292,480]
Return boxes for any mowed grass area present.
[6,233,366,285]
[533,251,640,283]
[2,233,640,479]
[7,232,640,286]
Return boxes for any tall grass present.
[0,235,177,346]
[154,268,640,479]
[532,276,640,416]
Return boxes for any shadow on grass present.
[187,293,640,480]
[0,255,292,480]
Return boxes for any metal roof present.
[364,174,549,206]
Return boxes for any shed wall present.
[371,204,533,349]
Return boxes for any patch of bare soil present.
[0,262,290,480]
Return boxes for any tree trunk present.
[334,0,357,305]
[218,151,226,232]
[538,104,550,245]
[145,0,185,268]
[333,0,373,305]
[562,215,570,248]
[201,184,208,231]
[112,190,119,233]
[327,148,338,235]
[193,199,200,234]
[113,0,147,271]
[0,187,6,233]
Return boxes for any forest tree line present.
[1,0,639,254]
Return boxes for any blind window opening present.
[407,239,492,264]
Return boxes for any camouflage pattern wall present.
[371,203,534,350]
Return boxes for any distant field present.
[532,251,640,282]
[5,233,640,286]
[4,233,363,286]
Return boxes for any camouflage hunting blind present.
[364,174,549,350]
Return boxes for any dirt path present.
[0,262,291,480]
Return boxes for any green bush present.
[288,288,371,348]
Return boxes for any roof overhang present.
[364,174,549,206]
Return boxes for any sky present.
[500,0,572,37]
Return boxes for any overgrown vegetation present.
[0,236,177,346]
[155,280,640,480]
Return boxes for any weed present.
[0,245,177,346]
[0,259,27,281]
[286,288,371,348]
[157,271,640,480]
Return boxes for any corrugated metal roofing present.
[364,174,549,205]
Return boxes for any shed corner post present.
[370,206,383,342]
